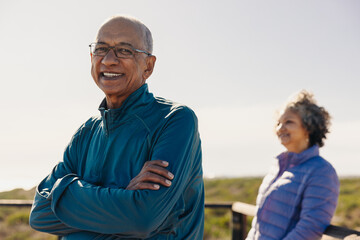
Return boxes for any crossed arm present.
[30,160,173,236]
[30,108,200,238]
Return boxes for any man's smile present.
[103,72,123,77]
[101,72,124,80]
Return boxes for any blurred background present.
[0,0,359,192]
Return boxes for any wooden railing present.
[1,199,359,239]
[0,199,33,207]
[205,202,360,240]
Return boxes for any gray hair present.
[283,90,331,147]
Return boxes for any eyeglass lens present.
[91,43,135,58]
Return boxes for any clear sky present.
[0,0,359,192]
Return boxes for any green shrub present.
[5,231,31,240]
[6,211,30,226]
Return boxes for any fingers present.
[126,182,161,191]
[126,160,175,191]
[126,172,171,190]
[133,172,171,189]
[142,171,172,186]
[144,160,169,168]
[143,160,174,180]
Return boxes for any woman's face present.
[276,109,309,153]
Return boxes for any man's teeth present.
[103,72,122,77]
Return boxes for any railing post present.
[231,202,256,240]
[232,210,247,240]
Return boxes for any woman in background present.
[246,90,339,240]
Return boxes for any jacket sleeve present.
[29,124,84,235]
[283,163,340,240]
[32,108,202,238]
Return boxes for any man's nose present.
[101,48,119,65]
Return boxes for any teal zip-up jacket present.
[29,84,204,239]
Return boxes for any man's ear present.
[143,55,156,80]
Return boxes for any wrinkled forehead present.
[96,19,145,47]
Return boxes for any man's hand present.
[126,160,174,190]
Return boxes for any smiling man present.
[29,16,204,239]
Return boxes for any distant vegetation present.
[0,177,359,240]
[0,187,57,240]
[204,177,263,239]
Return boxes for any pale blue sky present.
[0,0,359,191]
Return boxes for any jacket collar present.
[277,145,319,168]
[98,84,154,123]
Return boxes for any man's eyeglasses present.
[89,42,152,58]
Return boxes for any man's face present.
[91,20,155,106]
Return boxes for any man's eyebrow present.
[96,41,134,47]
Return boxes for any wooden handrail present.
[232,202,256,217]
[205,202,232,209]
[0,199,33,207]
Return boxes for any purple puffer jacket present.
[246,145,339,240]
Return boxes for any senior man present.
[29,15,204,239]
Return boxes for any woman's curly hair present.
[285,90,331,147]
